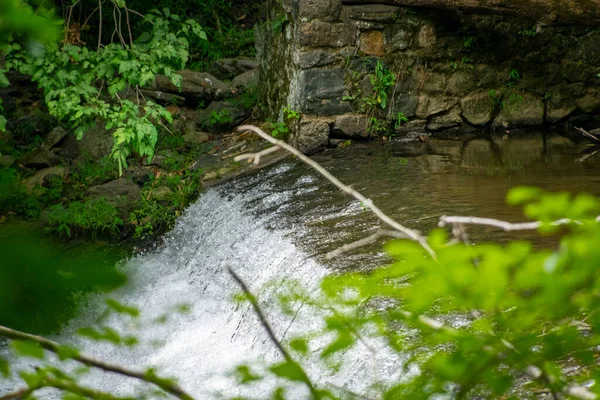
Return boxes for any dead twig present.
[438,215,583,231]
[234,145,282,165]
[0,324,193,400]
[575,127,600,145]
[325,229,409,259]
[236,125,436,259]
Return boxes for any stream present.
[2,133,600,398]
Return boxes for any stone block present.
[416,95,458,119]
[298,0,342,22]
[296,117,331,154]
[460,91,495,126]
[495,93,544,127]
[331,114,369,138]
[292,49,341,69]
[298,20,357,48]
[417,24,436,48]
[345,5,401,23]
[427,107,462,131]
[359,30,385,56]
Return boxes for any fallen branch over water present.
[0,325,193,400]
[235,125,436,259]
[438,216,582,231]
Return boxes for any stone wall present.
[256,0,600,153]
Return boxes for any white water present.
[1,162,406,399]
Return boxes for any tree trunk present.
[340,0,600,26]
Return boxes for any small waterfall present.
[2,160,402,399]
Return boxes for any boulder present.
[208,57,259,81]
[427,107,462,131]
[87,178,141,216]
[196,101,252,133]
[124,165,153,185]
[139,89,186,105]
[331,114,369,138]
[416,95,458,119]
[23,166,65,192]
[155,70,230,101]
[359,30,385,56]
[461,92,495,126]
[575,88,600,113]
[296,68,351,115]
[292,49,342,69]
[20,148,61,169]
[391,75,419,118]
[42,127,69,150]
[78,123,114,160]
[296,117,330,154]
[394,119,427,134]
[231,70,259,90]
[495,93,544,127]
[183,130,210,145]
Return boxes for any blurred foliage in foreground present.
[0,227,126,335]
[235,187,600,399]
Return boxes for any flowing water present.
[2,133,600,398]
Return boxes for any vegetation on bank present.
[0,0,260,240]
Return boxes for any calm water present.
[1,132,598,398]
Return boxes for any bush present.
[45,198,123,238]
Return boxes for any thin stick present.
[0,325,193,400]
[124,7,133,46]
[326,229,409,259]
[438,216,583,231]
[234,145,281,165]
[97,0,103,51]
[227,267,321,399]
[236,125,436,259]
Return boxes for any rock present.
[150,150,185,169]
[298,20,357,48]
[389,28,412,51]
[416,95,458,119]
[495,93,544,127]
[575,88,600,113]
[298,0,342,22]
[183,130,210,145]
[391,75,419,118]
[87,178,141,216]
[296,68,351,115]
[54,134,80,160]
[78,123,114,160]
[331,114,369,139]
[139,89,186,105]
[345,5,401,22]
[42,127,69,150]
[422,73,448,93]
[125,165,153,185]
[196,101,251,133]
[417,24,436,48]
[23,166,65,192]
[461,92,495,126]
[292,49,341,69]
[149,186,173,202]
[427,107,462,131]
[20,148,61,169]
[231,70,259,90]
[296,117,330,154]
[359,30,385,56]
[208,57,259,81]
[546,104,576,123]
[394,119,427,134]
[0,155,15,168]
[155,70,230,101]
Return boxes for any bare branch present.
[0,325,193,400]
[234,145,282,165]
[325,229,409,259]
[438,216,584,231]
[236,125,436,259]
[227,266,322,399]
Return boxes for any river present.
[1,132,599,398]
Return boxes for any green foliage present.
[368,117,389,137]
[393,112,408,129]
[450,56,473,71]
[0,0,60,45]
[462,36,474,48]
[3,8,206,174]
[509,68,521,81]
[369,60,396,110]
[44,198,123,238]
[0,168,42,219]
[519,26,538,37]
[204,108,233,129]
[239,188,600,399]
[266,106,300,139]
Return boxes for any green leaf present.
[57,346,80,360]
[269,361,307,383]
[0,356,10,377]
[507,186,541,205]
[105,299,140,317]
[234,365,262,384]
[290,338,308,355]
[11,340,45,359]
[321,331,354,358]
